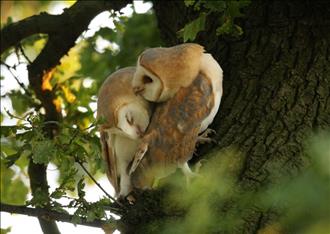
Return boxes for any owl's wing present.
[100,129,119,194]
[129,141,149,176]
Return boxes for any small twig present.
[1,60,31,95]
[76,161,124,208]
[0,202,116,228]
[41,120,62,126]
[4,109,28,122]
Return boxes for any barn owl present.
[97,67,152,197]
[132,43,223,135]
[129,73,214,189]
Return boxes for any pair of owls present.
[97,43,223,198]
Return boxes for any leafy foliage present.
[149,132,330,234]
[0,227,11,234]
[0,158,29,205]
[179,13,207,42]
[180,0,251,42]
[0,1,162,228]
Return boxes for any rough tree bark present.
[147,0,330,233]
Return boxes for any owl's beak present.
[133,86,144,95]
[136,125,144,137]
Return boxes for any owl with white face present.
[97,67,152,197]
[132,43,223,134]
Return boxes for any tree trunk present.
[119,0,329,233]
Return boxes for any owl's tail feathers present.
[100,130,119,195]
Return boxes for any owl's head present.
[132,61,164,102]
[97,67,152,139]
[132,43,204,102]
[116,101,151,140]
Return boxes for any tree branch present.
[0,1,131,54]
[0,203,116,229]
[0,14,58,53]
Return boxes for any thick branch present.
[0,1,131,54]
[0,203,115,229]
[0,14,59,53]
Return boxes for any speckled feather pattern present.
[131,73,214,188]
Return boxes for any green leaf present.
[8,91,30,115]
[86,210,96,222]
[184,0,195,7]
[0,159,28,205]
[71,214,82,225]
[1,142,17,156]
[77,177,86,198]
[180,13,207,42]
[227,1,244,18]
[51,188,66,199]
[31,140,55,164]
[203,1,226,12]
[233,24,244,36]
[4,152,21,167]
[51,201,69,213]
[28,187,49,207]
[216,17,233,35]
[114,20,125,33]
[96,27,117,41]
[58,166,77,191]
[0,125,17,137]
[1,227,12,234]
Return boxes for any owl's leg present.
[119,173,132,198]
[180,162,199,186]
[197,128,217,144]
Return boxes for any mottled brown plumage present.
[129,72,214,189]
[139,43,204,88]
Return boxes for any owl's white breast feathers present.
[111,133,139,196]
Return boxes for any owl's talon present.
[197,136,216,144]
[205,128,216,135]
[126,194,136,204]
[197,128,217,145]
